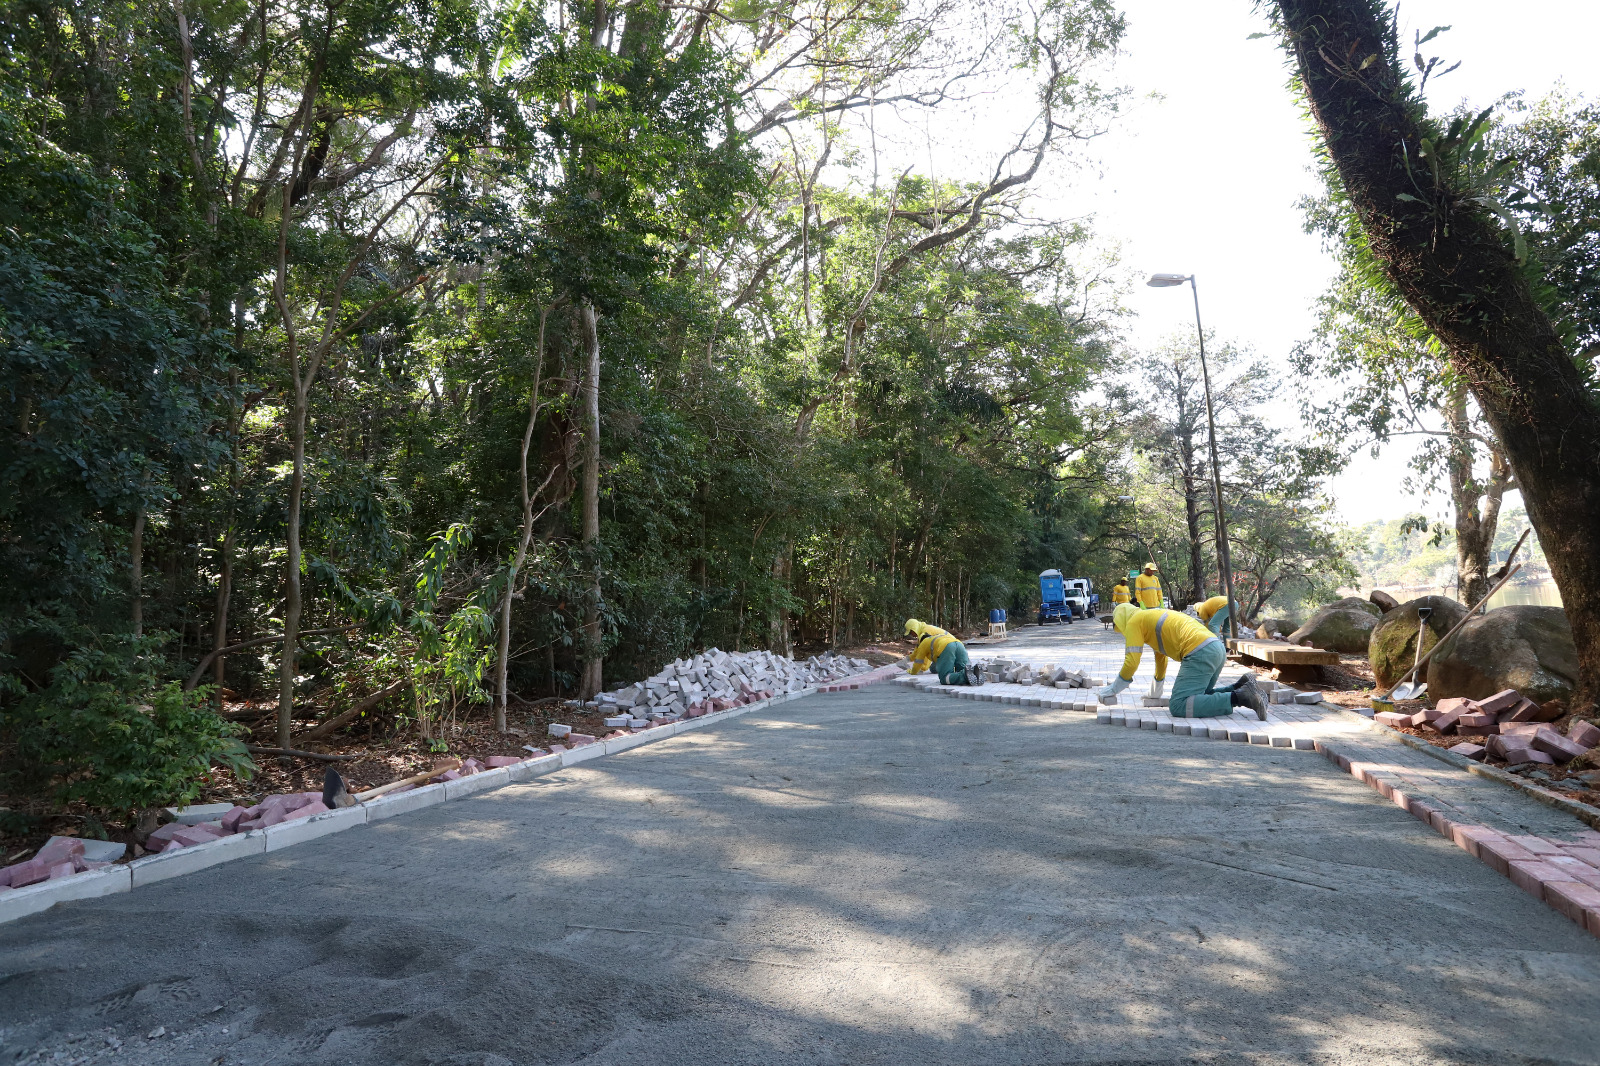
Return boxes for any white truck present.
[1063,577,1094,618]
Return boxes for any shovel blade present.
[1392,681,1427,701]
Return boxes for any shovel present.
[1391,606,1433,701]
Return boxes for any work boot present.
[1231,678,1268,721]
[965,668,983,687]
[1228,673,1252,691]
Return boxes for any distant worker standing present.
[1196,594,1231,635]
[904,618,982,686]
[1134,563,1163,609]
[1097,603,1266,719]
[1111,578,1132,606]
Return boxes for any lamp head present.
[1147,273,1190,287]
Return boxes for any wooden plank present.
[1229,639,1340,666]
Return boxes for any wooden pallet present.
[1228,638,1340,666]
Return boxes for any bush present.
[0,638,253,819]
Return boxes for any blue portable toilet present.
[1038,569,1070,625]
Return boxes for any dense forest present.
[10,0,1563,828]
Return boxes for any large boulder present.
[1427,605,1578,705]
[1368,595,1469,689]
[1287,597,1381,654]
[1256,618,1300,640]
[1369,589,1400,613]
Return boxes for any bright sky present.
[1070,0,1600,527]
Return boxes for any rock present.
[1369,589,1400,613]
[1288,598,1381,654]
[1426,605,1578,706]
[1255,618,1299,640]
[1368,596,1470,688]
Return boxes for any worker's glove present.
[1149,679,1165,699]
[1096,678,1131,704]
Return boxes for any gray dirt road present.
[3,684,1598,1065]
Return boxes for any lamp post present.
[1147,272,1237,641]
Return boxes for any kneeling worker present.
[1196,594,1231,635]
[1097,603,1265,719]
[904,618,982,686]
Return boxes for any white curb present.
[0,686,821,925]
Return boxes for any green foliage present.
[0,637,252,817]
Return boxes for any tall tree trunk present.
[1444,386,1513,605]
[578,301,603,699]
[213,525,234,692]
[1273,0,1600,713]
[495,303,553,730]
[278,384,308,749]
[130,505,146,637]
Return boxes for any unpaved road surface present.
[3,684,1598,1065]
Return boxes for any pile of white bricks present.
[973,658,1105,689]
[596,649,873,728]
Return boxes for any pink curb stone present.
[1508,859,1565,898]
[484,756,521,768]
[1564,847,1600,869]
[5,860,50,888]
[547,742,568,752]
[35,838,85,865]
[1566,719,1600,749]
[283,800,329,822]
[1451,824,1504,859]
[434,770,462,782]
[1374,711,1410,729]
[1450,742,1487,761]
[1509,835,1564,856]
[1531,728,1587,763]
[1550,857,1600,890]
[1542,880,1600,928]
[1476,689,1522,717]
[1434,696,1474,715]
[460,759,484,775]
[47,862,76,880]
[1479,837,1539,876]
[221,806,252,832]
[569,734,596,746]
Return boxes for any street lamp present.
[1147,272,1238,641]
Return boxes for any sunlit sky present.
[851,1,1600,531]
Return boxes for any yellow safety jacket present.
[1134,572,1163,608]
[1196,596,1228,623]
[1111,583,1132,605]
[905,618,955,675]
[1115,606,1219,682]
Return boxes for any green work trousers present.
[1205,604,1230,635]
[1170,638,1232,717]
[933,641,973,685]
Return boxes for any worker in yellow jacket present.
[1110,579,1132,605]
[904,618,981,686]
[1195,594,1231,635]
[1134,563,1163,609]
[1097,603,1265,719]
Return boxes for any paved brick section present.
[2,682,1597,1065]
[909,623,1600,939]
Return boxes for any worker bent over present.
[1097,604,1265,719]
[1196,594,1230,635]
[904,618,982,686]
[1134,563,1163,608]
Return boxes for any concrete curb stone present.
[263,804,368,852]
[0,865,132,924]
[129,830,266,887]
[0,685,824,926]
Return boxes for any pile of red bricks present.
[0,837,113,889]
[1448,826,1600,935]
[1374,689,1599,766]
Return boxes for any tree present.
[1265,0,1600,713]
